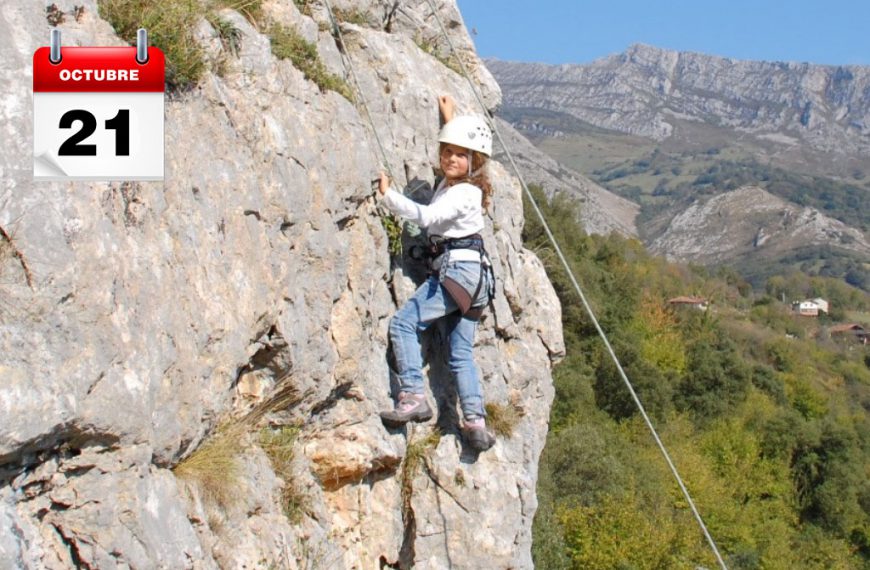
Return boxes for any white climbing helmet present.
[438,115,492,157]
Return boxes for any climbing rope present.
[421,0,729,568]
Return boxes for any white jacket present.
[383,180,485,264]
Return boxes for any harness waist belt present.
[429,234,484,257]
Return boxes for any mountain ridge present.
[485,44,869,288]
[487,43,870,161]
[488,41,870,70]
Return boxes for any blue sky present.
[456,0,870,66]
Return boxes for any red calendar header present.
[33,46,165,93]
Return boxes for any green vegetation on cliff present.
[98,0,350,97]
[524,186,870,569]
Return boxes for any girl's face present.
[440,144,471,181]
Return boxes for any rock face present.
[487,44,870,158]
[650,185,870,264]
[0,1,563,569]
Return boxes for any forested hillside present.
[523,187,870,569]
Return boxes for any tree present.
[675,337,751,422]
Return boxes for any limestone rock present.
[0,1,562,568]
[650,185,870,264]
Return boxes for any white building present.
[793,298,829,317]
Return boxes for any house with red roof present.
[829,323,868,345]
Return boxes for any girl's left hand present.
[378,172,391,196]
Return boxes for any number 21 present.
[58,109,130,156]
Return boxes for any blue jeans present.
[389,260,491,420]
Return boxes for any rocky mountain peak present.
[621,42,680,64]
[488,46,870,156]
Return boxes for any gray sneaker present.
[462,417,496,451]
[380,392,434,427]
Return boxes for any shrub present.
[783,374,828,420]
[557,492,714,569]
[268,23,352,100]
[537,422,630,507]
[757,408,805,460]
[531,504,572,570]
[629,295,687,375]
[750,364,787,405]
[594,336,673,422]
[380,213,403,256]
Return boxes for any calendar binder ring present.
[49,29,61,64]
[136,28,148,64]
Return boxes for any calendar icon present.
[33,30,164,181]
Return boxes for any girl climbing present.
[378,95,496,452]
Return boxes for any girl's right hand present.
[378,172,391,196]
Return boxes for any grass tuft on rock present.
[268,23,353,100]
[215,0,264,24]
[259,425,307,522]
[413,33,462,75]
[485,401,524,438]
[292,0,312,17]
[173,423,246,509]
[331,7,368,27]
[400,427,441,515]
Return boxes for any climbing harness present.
[410,233,484,261]
[437,234,491,320]
[421,0,729,568]
[408,232,492,320]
